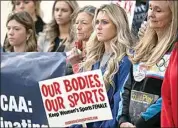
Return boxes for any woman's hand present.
[138,21,148,39]
[120,122,135,128]
[68,47,83,65]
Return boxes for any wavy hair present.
[5,11,37,52]
[43,0,79,52]
[131,1,178,67]
[81,4,133,91]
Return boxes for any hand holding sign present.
[39,70,113,127]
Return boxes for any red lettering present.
[57,96,65,109]
[79,92,87,104]
[124,1,128,9]
[47,85,55,97]
[98,88,105,101]
[94,74,101,87]
[41,84,48,97]
[85,91,95,103]
[64,79,72,92]
[44,96,65,112]
[73,93,80,104]
[53,82,62,94]
[68,89,104,107]
[68,95,75,107]
[91,89,99,102]
[128,2,133,13]
[51,98,59,112]
[88,75,95,88]
[71,78,79,91]
[77,76,86,90]
[41,82,62,97]
[45,99,52,111]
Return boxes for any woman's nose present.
[19,2,25,9]
[148,9,155,19]
[96,23,102,30]
[8,28,14,36]
[77,23,82,30]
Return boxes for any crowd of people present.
[1,0,177,128]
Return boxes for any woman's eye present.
[55,8,59,12]
[101,20,108,25]
[156,9,161,12]
[16,2,21,5]
[62,9,68,12]
[24,1,29,4]
[15,28,20,31]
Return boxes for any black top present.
[51,37,65,52]
[35,16,45,35]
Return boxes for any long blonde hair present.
[5,11,37,52]
[131,1,178,66]
[43,0,79,52]
[82,4,132,90]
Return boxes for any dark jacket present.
[117,53,170,128]
[35,16,45,35]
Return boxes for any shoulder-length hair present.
[43,0,79,52]
[131,1,178,67]
[5,11,37,52]
[82,3,133,91]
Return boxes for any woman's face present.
[7,19,28,47]
[14,0,36,16]
[54,1,72,25]
[75,12,93,42]
[148,1,172,30]
[95,11,116,42]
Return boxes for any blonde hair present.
[131,1,178,66]
[82,4,132,91]
[5,11,37,52]
[11,0,42,17]
[43,0,79,52]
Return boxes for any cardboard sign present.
[39,69,113,127]
[111,0,136,28]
